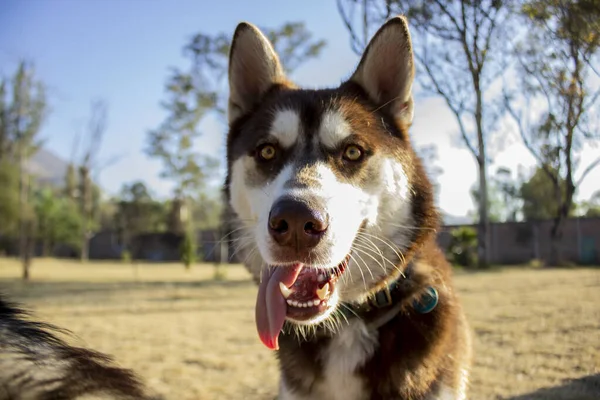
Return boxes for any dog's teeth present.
[292,300,298,307]
[316,283,330,300]
[317,275,325,283]
[313,299,320,306]
[287,299,293,306]
[279,282,294,299]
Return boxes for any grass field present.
[0,258,599,400]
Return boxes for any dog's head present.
[225,17,437,349]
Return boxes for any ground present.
[0,258,598,400]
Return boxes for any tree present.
[114,181,167,257]
[0,62,46,162]
[191,190,223,231]
[469,167,522,223]
[337,0,511,268]
[519,166,576,220]
[75,100,109,262]
[147,22,326,266]
[0,161,20,237]
[470,183,503,223]
[33,188,82,256]
[505,0,600,263]
[494,167,523,222]
[0,61,47,279]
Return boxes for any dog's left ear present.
[350,16,415,126]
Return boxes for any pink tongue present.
[255,264,303,350]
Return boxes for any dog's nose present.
[268,198,328,249]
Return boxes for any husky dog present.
[0,295,155,400]
[225,16,472,400]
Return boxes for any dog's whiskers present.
[351,241,390,275]
[353,237,403,278]
[348,252,369,291]
[229,236,255,261]
[378,220,438,233]
[356,231,406,278]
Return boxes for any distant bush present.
[180,231,196,269]
[528,258,545,269]
[121,250,132,264]
[447,226,478,269]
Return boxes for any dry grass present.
[0,258,599,400]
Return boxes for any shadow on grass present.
[505,374,600,400]
[0,278,255,300]
[452,264,600,277]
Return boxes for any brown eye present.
[258,144,276,161]
[343,145,363,161]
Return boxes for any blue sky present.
[1,0,598,218]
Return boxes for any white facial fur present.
[228,109,414,310]
[318,110,353,149]
[271,109,301,148]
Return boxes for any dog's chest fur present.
[279,320,378,400]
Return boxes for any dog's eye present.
[258,144,277,161]
[343,145,363,162]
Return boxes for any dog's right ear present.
[228,22,287,125]
[350,16,415,127]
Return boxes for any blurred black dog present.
[0,294,156,400]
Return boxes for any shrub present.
[528,258,545,269]
[447,226,478,269]
[180,231,197,269]
[121,250,132,264]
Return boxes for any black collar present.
[340,263,439,325]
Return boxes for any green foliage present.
[0,61,48,162]
[522,0,600,52]
[121,250,132,264]
[470,168,522,223]
[447,226,479,269]
[33,188,83,252]
[506,0,600,252]
[528,258,545,269]
[519,167,575,220]
[180,230,197,269]
[192,190,223,230]
[0,161,20,235]
[470,184,504,223]
[64,163,77,199]
[115,181,167,234]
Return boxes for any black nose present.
[268,198,328,249]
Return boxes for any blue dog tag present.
[412,286,438,314]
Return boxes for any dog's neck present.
[340,261,439,330]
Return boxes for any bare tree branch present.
[576,157,600,188]
[337,0,364,55]
[503,92,559,185]
[415,50,478,159]
[432,0,464,36]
